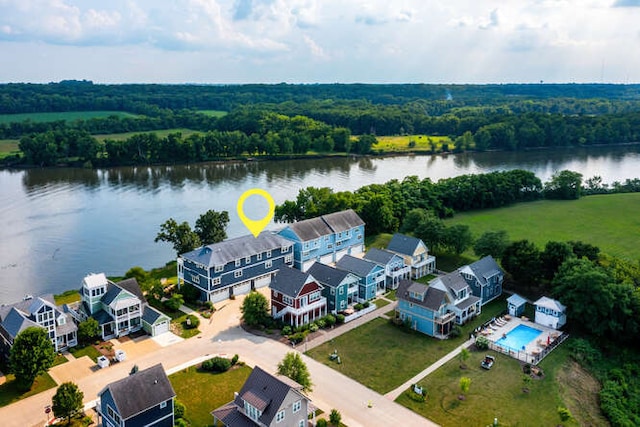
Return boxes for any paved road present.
[0,293,438,427]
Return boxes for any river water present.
[1,145,640,304]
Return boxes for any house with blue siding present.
[363,248,410,290]
[395,279,455,339]
[307,262,360,313]
[178,232,294,303]
[335,255,385,301]
[98,363,175,427]
[277,209,365,272]
[458,256,504,306]
[430,271,482,325]
[386,234,436,279]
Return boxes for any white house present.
[534,296,566,329]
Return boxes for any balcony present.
[389,265,411,278]
[274,298,327,318]
[434,311,456,324]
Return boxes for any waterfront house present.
[271,266,327,328]
[277,209,365,271]
[430,271,482,325]
[386,233,436,279]
[77,273,170,340]
[395,279,455,339]
[363,247,410,290]
[0,294,77,357]
[178,232,294,303]
[534,296,567,329]
[307,262,360,314]
[335,255,386,301]
[507,293,527,317]
[458,256,504,305]
[212,366,311,427]
[97,363,175,427]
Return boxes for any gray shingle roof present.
[211,402,256,427]
[180,232,292,268]
[467,256,503,285]
[307,262,353,289]
[534,296,566,312]
[0,294,65,340]
[455,295,481,311]
[270,266,319,297]
[436,271,469,293]
[284,209,364,241]
[116,278,146,304]
[336,255,378,278]
[507,293,527,307]
[387,233,427,256]
[100,364,175,420]
[363,248,398,266]
[321,209,365,233]
[142,305,168,325]
[397,279,448,311]
[0,307,40,339]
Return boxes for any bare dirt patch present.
[556,360,610,426]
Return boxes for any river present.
[1,145,640,304]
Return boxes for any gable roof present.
[101,283,136,307]
[270,266,320,297]
[0,294,63,340]
[507,293,527,307]
[283,209,364,241]
[397,279,448,311]
[465,256,503,285]
[0,307,40,339]
[386,233,427,256]
[534,296,566,312]
[307,262,355,289]
[100,364,175,420]
[142,305,169,325]
[363,248,401,266]
[336,255,380,278]
[116,278,146,304]
[180,232,292,268]
[433,271,469,294]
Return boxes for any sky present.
[1,0,640,84]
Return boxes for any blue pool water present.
[495,324,543,351]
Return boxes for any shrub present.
[475,336,490,350]
[231,354,239,365]
[282,325,292,335]
[174,419,188,427]
[309,323,319,333]
[316,419,328,427]
[174,400,186,419]
[449,325,462,338]
[523,363,532,375]
[363,301,370,308]
[324,314,336,327]
[289,332,307,344]
[202,356,231,373]
[205,301,215,311]
[184,315,200,329]
[557,406,573,422]
[315,318,326,329]
[329,409,342,426]
[354,303,364,311]
[336,314,345,324]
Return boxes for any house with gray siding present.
[458,256,504,306]
[212,366,312,427]
[386,233,436,279]
[307,262,360,314]
[363,248,410,290]
[178,232,294,303]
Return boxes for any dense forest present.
[3,81,640,167]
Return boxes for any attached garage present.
[152,319,170,335]
[350,244,364,256]
[302,259,315,272]
[335,248,349,262]
[233,281,252,296]
[142,306,172,337]
[320,253,333,264]
[209,287,230,303]
[253,274,272,289]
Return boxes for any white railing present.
[343,304,377,323]
[275,298,327,318]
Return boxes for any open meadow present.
[0,139,19,159]
[94,128,202,142]
[0,111,137,124]
[373,135,452,153]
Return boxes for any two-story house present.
[97,363,176,427]
[271,266,327,328]
[458,256,504,306]
[386,233,436,279]
[395,279,455,339]
[335,255,386,301]
[77,273,170,340]
[363,248,411,290]
[278,209,365,271]
[534,296,567,329]
[178,232,294,303]
[212,366,312,427]
[430,271,482,325]
[0,294,77,357]
[307,262,360,314]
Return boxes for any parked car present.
[97,355,110,369]
[481,355,495,370]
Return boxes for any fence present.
[485,332,569,366]
[343,304,377,323]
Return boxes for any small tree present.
[9,327,55,391]
[155,218,201,256]
[52,381,84,425]
[329,408,342,426]
[522,374,532,393]
[459,348,470,369]
[240,291,270,327]
[277,352,313,392]
[164,293,184,312]
[459,377,471,397]
[77,317,100,344]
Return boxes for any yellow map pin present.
[237,188,275,238]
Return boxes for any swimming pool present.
[495,324,542,351]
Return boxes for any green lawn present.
[0,111,137,124]
[52,354,68,367]
[68,344,102,362]
[0,372,57,407]
[395,343,579,427]
[94,128,201,142]
[197,110,228,118]
[446,193,640,260]
[170,365,252,427]
[365,233,392,249]
[172,314,201,339]
[0,139,19,159]
[384,290,396,301]
[373,298,390,309]
[54,290,81,305]
[373,135,453,153]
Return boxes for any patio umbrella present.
[547,335,551,345]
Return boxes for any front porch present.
[411,255,436,279]
[273,299,328,328]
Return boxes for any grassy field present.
[54,290,81,305]
[395,343,583,427]
[446,193,640,260]
[94,128,202,142]
[197,110,228,118]
[0,372,57,407]
[0,111,137,124]
[373,135,452,153]
[170,365,251,427]
[68,344,102,363]
[0,139,19,159]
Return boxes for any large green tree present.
[443,224,473,255]
[9,327,55,391]
[52,382,84,425]
[541,241,575,281]
[473,230,509,259]
[277,352,313,392]
[501,240,543,289]
[155,218,201,255]
[544,170,583,200]
[77,317,100,344]
[240,291,270,327]
[194,209,229,245]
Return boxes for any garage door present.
[350,244,364,256]
[233,281,252,296]
[254,274,272,289]
[302,259,315,272]
[335,249,348,262]
[210,287,230,303]
[320,253,333,264]
[153,320,169,336]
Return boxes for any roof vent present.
[154,379,158,384]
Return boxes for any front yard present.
[0,371,57,407]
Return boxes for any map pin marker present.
[237,188,275,238]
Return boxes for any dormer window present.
[243,401,262,421]
[409,291,424,301]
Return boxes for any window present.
[234,270,243,278]
[276,409,285,423]
[327,244,333,249]
[309,291,321,302]
[235,259,242,267]
[339,287,344,295]
[293,400,301,413]
[265,260,273,269]
[266,250,272,258]
[244,401,262,421]
[257,253,262,260]
[283,295,293,305]
[212,277,221,286]
[281,245,290,253]
[336,241,342,247]
[190,274,200,284]
[215,264,224,273]
[160,401,167,409]
[245,256,251,264]
[340,300,346,309]
[285,255,293,264]
[274,291,279,298]
[299,420,305,427]
[330,288,335,295]
[107,405,121,425]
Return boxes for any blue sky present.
[1,0,639,84]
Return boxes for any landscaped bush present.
[316,419,328,427]
[205,301,215,311]
[231,354,239,365]
[201,356,231,373]
[523,363,532,375]
[475,336,490,351]
[354,303,364,311]
[282,325,292,335]
[324,314,336,327]
[309,323,319,333]
[315,318,326,329]
[174,400,186,419]
[336,314,345,324]
[363,301,370,308]
[184,315,200,329]
[449,325,462,338]
[289,331,308,344]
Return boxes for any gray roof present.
[180,232,292,268]
[436,271,469,293]
[336,255,379,278]
[0,294,64,340]
[397,279,449,311]
[507,293,527,307]
[142,305,168,325]
[116,278,146,304]
[211,402,256,427]
[284,209,364,241]
[102,280,142,307]
[56,313,78,335]
[534,296,566,312]
[0,307,40,339]
[100,363,175,420]
[386,233,427,256]
[0,294,58,321]
[307,262,354,289]
[455,295,481,311]
[466,256,503,285]
[363,248,400,266]
[270,266,320,297]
